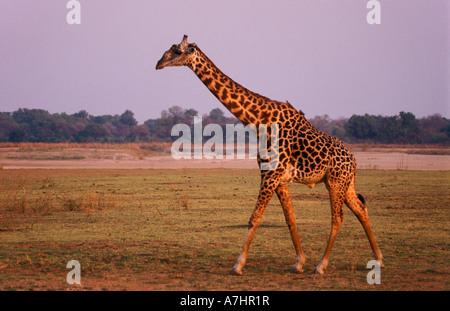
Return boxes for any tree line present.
[0,107,448,144]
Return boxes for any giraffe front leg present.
[314,217,342,274]
[314,186,344,274]
[275,185,306,274]
[230,183,276,276]
[230,228,257,276]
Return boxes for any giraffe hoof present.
[313,266,325,274]
[229,268,242,276]
[290,266,303,274]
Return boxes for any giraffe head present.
[156,35,196,70]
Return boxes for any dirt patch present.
[0,152,449,170]
[353,152,450,170]
[291,193,329,200]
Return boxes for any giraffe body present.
[156,35,383,275]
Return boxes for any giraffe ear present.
[186,47,195,54]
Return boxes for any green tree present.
[130,124,151,142]
[8,127,26,142]
[209,108,226,123]
[344,114,377,140]
[73,110,89,119]
[119,110,138,127]
[76,123,108,142]
[376,115,401,143]
[144,106,198,141]
[418,114,449,144]
[399,111,419,142]
[0,113,19,141]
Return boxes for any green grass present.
[0,169,448,290]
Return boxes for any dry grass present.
[0,142,172,155]
[0,168,448,291]
[2,142,448,155]
[0,177,117,232]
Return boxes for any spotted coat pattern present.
[156,36,383,275]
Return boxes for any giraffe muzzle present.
[155,59,165,70]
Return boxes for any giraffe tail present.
[357,193,366,205]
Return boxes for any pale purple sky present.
[1,0,448,123]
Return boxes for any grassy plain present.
[0,167,448,291]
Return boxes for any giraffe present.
[156,35,383,275]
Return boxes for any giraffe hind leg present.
[345,182,383,266]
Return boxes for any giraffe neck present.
[188,47,275,126]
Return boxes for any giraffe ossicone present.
[156,35,383,275]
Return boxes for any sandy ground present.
[1,151,449,170]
